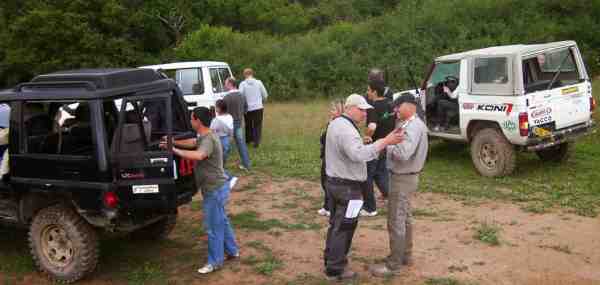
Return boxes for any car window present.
[218,68,231,85]
[25,101,93,156]
[540,49,577,73]
[428,62,460,87]
[210,68,225,93]
[474,58,508,84]
[176,68,203,95]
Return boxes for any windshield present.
[428,61,460,87]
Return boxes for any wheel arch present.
[466,120,504,142]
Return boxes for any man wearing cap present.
[370,93,428,277]
[323,94,404,281]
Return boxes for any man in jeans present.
[369,94,428,277]
[361,79,395,217]
[323,94,403,281]
[239,68,268,148]
[224,77,251,170]
[165,107,239,274]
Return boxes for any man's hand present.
[159,136,171,150]
[383,128,404,146]
[363,136,373,144]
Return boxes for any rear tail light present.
[519,112,529,137]
[591,97,597,113]
[103,192,119,208]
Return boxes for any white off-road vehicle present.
[413,41,595,177]
[139,61,233,109]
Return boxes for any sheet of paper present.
[345,200,364,219]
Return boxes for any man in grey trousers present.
[323,94,404,282]
[370,93,429,277]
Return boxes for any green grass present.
[243,240,284,276]
[473,221,501,246]
[242,82,600,216]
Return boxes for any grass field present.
[245,80,600,216]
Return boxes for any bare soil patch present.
[2,174,599,284]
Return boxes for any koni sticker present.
[476,103,513,115]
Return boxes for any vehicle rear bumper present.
[525,120,594,151]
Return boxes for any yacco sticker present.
[475,103,513,115]
[561,86,579,95]
[502,120,517,132]
[532,116,552,126]
[531,107,552,119]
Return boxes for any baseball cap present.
[392,93,418,107]
[345,94,373,110]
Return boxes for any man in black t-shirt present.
[361,79,395,216]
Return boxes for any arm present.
[173,135,214,161]
[173,137,197,149]
[259,80,269,100]
[365,108,377,141]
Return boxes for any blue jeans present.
[219,136,231,165]
[363,154,390,212]
[233,125,251,169]
[202,183,239,267]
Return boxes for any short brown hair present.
[243,68,254,77]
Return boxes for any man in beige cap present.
[323,94,404,282]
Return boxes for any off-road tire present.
[470,128,516,177]
[536,143,571,162]
[130,214,177,240]
[29,204,99,283]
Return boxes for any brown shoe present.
[325,269,358,282]
[369,263,402,277]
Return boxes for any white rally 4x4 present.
[414,41,595,177]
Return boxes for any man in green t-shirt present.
[164,107,239,274]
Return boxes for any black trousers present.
[323,179,362,276]
[320,160,330,210]
[437,99,458,127]
[244,109,263,146]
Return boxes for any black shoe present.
[326,269,358,282]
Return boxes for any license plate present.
[132,184,159,194]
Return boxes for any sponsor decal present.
[561,86,579,95]
[132,184,159,194]
[476,103,513,115]
[502,120,517,132]
[531,107,552,119]
[150,157,168,164]
[532,116,552,126]
[532,127,552,138]
[462,103,475,110]
[121,172,145,179]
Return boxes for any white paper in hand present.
[345,200,364,219]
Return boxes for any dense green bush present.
[176,0,600,101]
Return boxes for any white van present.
[405,41,595,177]
[139,61,233,108]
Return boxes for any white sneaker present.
[317,208,331,217]
[197,264,219,274]
[229,177,238,189]
[238,165,249,171]
[359,209,378,217]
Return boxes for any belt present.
[393,171,420,176]
[326,176,364,186]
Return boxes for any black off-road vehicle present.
[0,69,197,282]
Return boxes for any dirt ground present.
[2,174,600,285]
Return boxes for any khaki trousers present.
[386,173,418,269]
